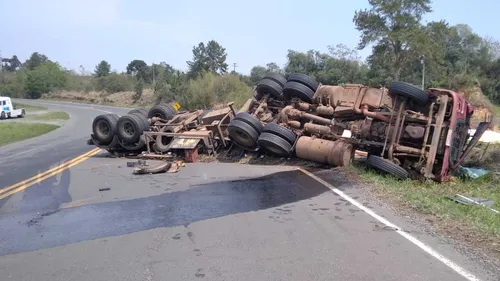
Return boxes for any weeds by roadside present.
[0,123,60,146]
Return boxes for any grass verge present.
[0,123,60,146]
[12,103,47,111]
[352,164,500,237]
[26,111,70,120]
[351,143,500,256]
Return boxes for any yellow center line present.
[0,148,102,199]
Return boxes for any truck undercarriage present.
[88,73,490,182]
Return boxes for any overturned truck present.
[88,72,490,182]
[227,73,491,182]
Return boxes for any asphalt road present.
[0,100,497,281]
[0,99,129,192]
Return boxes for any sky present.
[1,0,499,75]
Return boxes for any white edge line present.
[298,168,481,281]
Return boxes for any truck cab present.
[0,96,25,119]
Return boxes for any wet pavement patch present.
[0,170,329,256]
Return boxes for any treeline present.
[1,0,500,109]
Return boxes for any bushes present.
[179,72,252,110]
[95,74,134,93]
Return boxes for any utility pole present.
[232,63,238,73]
[420,55,425,90]
[152,63,155,85]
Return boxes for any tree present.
[266,62,284,74]
[24,61,68,99]
[353,0,432,80]
[1,55,21,72]
[24,52,49,71]
[249,66,267,85]
[126,60,150,82]
[186,40,228,78]
[94,60,111,77]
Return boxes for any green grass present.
[12,103,47,111]
[0,123,60,146]
[26,111,70,120]
[351,160,500,239]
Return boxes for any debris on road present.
[132,161,171,175]
[127,160,148,167]
[88,72,491,182]
[98,187,111,192]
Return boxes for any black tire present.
[119,136,146,152]
[228,119,260,150]
[287,73,319,92]
[283,81,315,103]
[148,104,175,120]
[161,102,179,113]
[234,112,263,133]
[17,109,25,118]
[262,123,297,145]
[128,108,148,118]
[257,132,293,157]
[130,112,150,132]
[263,72,287,88]
[155,127,174,153]
[92,114,119,145]
[255,78,283,100]
[117,114,144,144]
[0,111,5,120]
[389,81,429,105]
[366,155,409,180]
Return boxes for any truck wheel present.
[148,104,175,120]
[0,112,5,120]
[255,78,283,100]
[155,126,174,153]
[92,114,119,145]
[130,112,150,132]
[128,108,148,119]
[263,72,287,88]
[117,114,145,144]
[366,155,409,180]
[228,119,260,150]
[17,110,25,118]
[389,81,429,105]
[287,73,319,92]
[262,123,297,145]
[234,112,263,133]
[119,135,146,152]
[283,81,315,103]
[257,132,293,157]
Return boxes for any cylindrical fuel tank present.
[313,84,390,109]
[304,123,331,135]
[295,136,354,166]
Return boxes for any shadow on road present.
[0,169,329,256]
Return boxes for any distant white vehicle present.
[0,96,25,119]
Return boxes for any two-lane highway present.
[0,99,129,214]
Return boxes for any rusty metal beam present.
[424,95,449,179]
